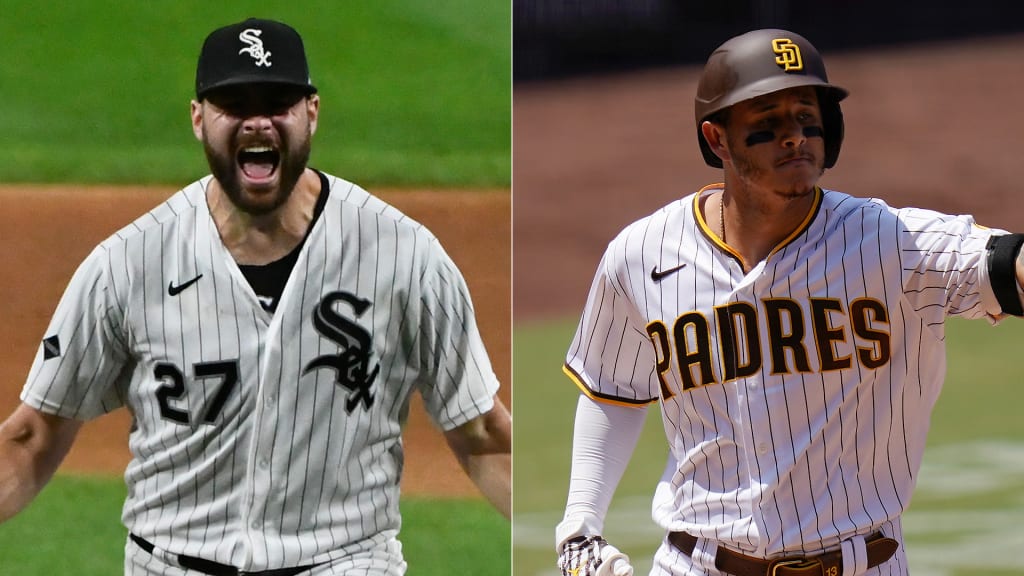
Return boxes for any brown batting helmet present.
[695,29,849,169]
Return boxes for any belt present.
[667,531,899,576]
[130,534,320,576]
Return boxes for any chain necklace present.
[719,192,726,243]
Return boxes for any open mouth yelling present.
[237,146,280,185]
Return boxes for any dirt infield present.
[0,186,509,497]
[514,34,1024,321]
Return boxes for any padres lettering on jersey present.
[645,295,891,397]
[565,185,1003,557]
[20,172,500,572]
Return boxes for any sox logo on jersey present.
[304,291,380,413]
[21,170,500,573]
[565,184,1004,568]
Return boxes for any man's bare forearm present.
[445,396,511,519]
[461,451,511,519]
[0,405,80,523]
[0,425,44,523]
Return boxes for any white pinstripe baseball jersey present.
[20,171,500,572]
[564,184,1005,560]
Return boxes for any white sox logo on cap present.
[239,28,272,67]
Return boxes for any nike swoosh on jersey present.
[650,263,687,282]
[168,274,204,296]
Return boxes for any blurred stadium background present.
[515,0,1024,81]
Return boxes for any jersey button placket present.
[243,373,274,554]
[734,343,776,519]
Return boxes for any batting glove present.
[557,535,634,576]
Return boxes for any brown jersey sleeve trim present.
[562,364,658,407]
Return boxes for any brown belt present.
[667,531,899,576]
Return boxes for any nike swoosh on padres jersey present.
[650,263,687,282]
[565,184,1006,559]
[19,171,501,571]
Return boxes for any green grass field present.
[0,1,510,187]
[0,476,509,575]
[513,317,1024,576]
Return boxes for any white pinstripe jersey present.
[21,172,500,571]
[565,184,1005,559]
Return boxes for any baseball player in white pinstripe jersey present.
[0,18,510,576]
[555,29,1024,576]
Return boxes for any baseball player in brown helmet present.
[556,28,1024,576]
[0,17,510,576]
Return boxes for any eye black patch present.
[744,126,825,147]
[745,131,775,146]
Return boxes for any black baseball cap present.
[195,18,317,100]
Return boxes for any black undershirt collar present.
[238,170,329,312]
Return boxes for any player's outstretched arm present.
[443,395,511,519]
[0,403,81,524]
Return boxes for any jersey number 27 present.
[154,360,240,425]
